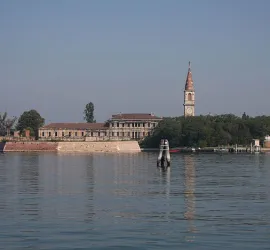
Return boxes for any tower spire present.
[185,61,194,91]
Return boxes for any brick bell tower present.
[184,61,195,117]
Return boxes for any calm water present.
[0,152,270,249]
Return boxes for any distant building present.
[264,135,270,148]
[39,62,195,141]
[38,113,162,141]
[183,61,195,117]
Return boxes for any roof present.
[40,123,107,130]
[185,61,194,91]
[111,113,162,120]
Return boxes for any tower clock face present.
[187,107,192,114]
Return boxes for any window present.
[117,123,119,127]
[122,123,124,127]
[49,132,51,137]
[55,132,57,137]
[69,132,71,137]
[62,132,64,137]
[132,123,134,127]
[91,132,93,136]
[112,132,115,136]
[98,132,100,136]
[143,132,145,136]
[148,123,150,127]
[75,132,77,136]
[104,132,107,136]
[117,132,119,136]
[188,93,192,101]
[148,132,150,136]
[143,123,145,127]
[128,132,130,137]
[82,132,84,136]
[42,132,45,136]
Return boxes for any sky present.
[0,0,270,123]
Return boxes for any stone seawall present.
[4,142,58,152]
[57,141,141,153]
[2,141,141,153]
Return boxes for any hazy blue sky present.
[1,0,269,123]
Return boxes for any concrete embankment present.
[2,141,141,153]
[4,142,58,152]
[57,141,141,153]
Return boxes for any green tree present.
[140,114,270,148]
[140,118,182,148]
[16,110,45,139]
[84,102,96,123]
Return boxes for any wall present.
[57,141,141,153]
[264,140,270,148]
[2,141,141,153]
[4,142,58,152]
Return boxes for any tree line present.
[0,101,96,140]
[0,110,45,140]
[140,113,270,148]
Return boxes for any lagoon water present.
[0,152,270,249]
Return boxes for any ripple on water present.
[0,152,270,249]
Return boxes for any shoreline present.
[1,141,270,153]
[0,141,141,153]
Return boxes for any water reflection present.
[18,153,40,221]
[158,165,171,199]
[84,154,95,222]
[0,153,7,212]
[183,154,197,241]
[0,153,270,249]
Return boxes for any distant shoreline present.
[1,141,269,153]
[0,141,141,153]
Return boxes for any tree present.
[5,117,17,136]
[84,102,96,123]
[0,112,7,136]
[0,112,17,136]
[242,112,249,120]
[16,110,45,139]
[140,114,270,148]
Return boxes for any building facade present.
[183,62,195,117]
[264,135,270,148]
[39,113,162,141]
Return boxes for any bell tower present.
[184,61,195,117]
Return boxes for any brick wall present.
[4,142,58,152]
[264,141,270,148]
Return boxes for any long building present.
[39,113,162,141]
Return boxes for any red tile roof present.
[40,123,107,130]
[111,113,162,120]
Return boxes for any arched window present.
[188,93,192,101]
